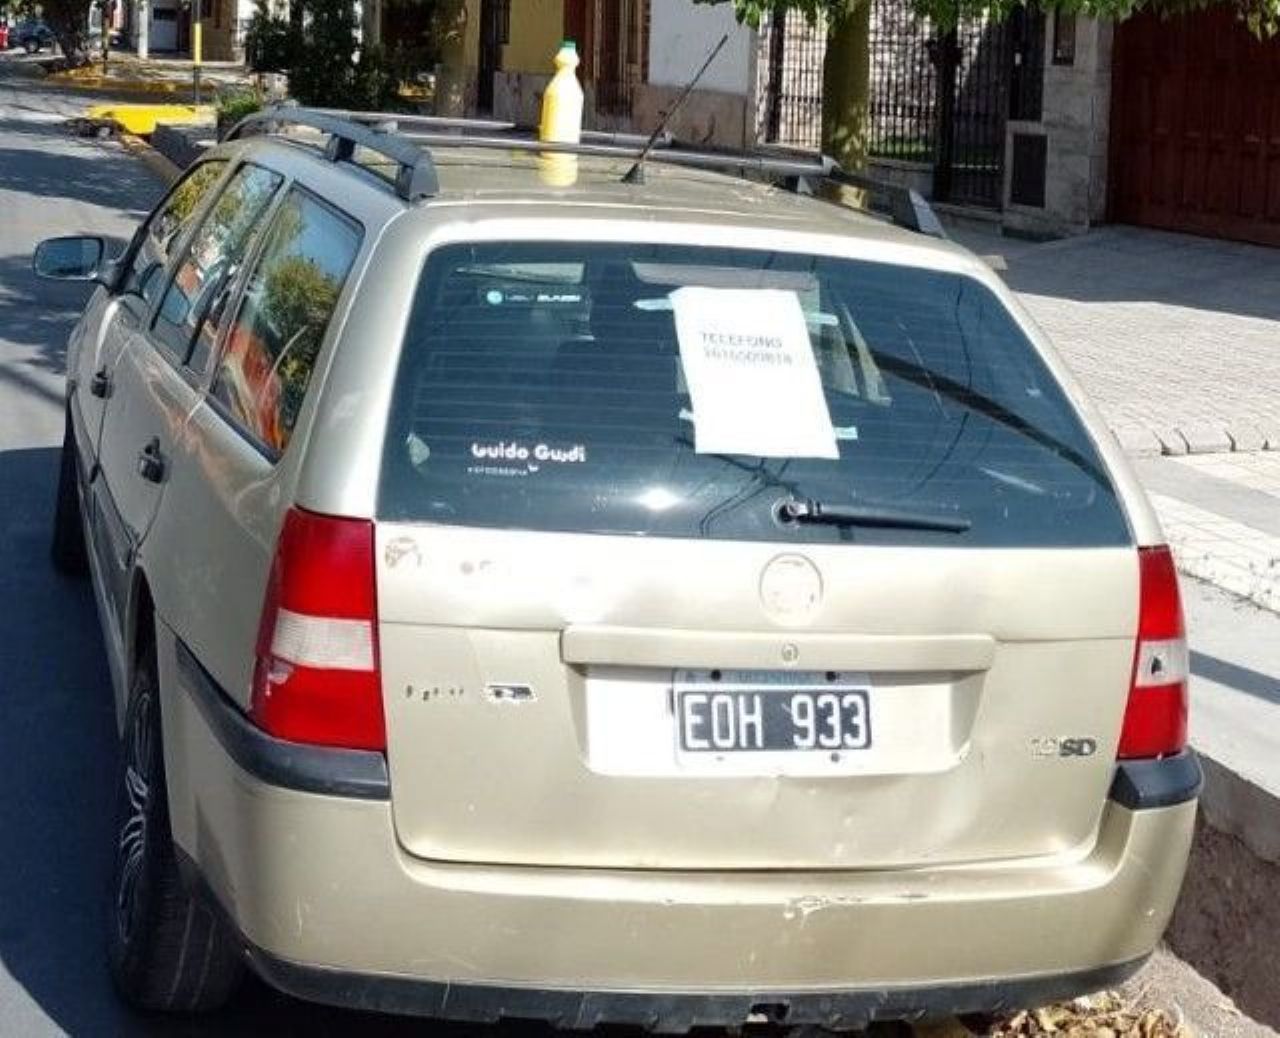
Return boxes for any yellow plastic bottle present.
[539,40,584,144]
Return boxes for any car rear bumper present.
[226,934,1146,1031]
[160,633,1199,1028]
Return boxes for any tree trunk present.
[56,31,89,66]
[821,0,871,187]
[434,0,470,116]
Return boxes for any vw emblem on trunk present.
[759,554,823,625]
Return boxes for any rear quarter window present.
[210,189,362,457]
[378,242,1130,548]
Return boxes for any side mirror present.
[33,236,107,282]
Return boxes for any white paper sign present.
[671,287,838,459]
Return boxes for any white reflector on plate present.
[271,609,375,671]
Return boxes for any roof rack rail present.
[224,105,945,238]
[225,105,440,201]
[815,168,946,239]
[308,109,664,149]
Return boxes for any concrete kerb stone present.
[1229,423,1268,454]
[1198,754,1280,868]
[1113,424,1163,457]
[150,121,214,169]
[1180,422,1235,455]
[1167,751,1280,1029]
[1159,429,1190,456]
[118,132,180,186]
[1110,421,1280,459]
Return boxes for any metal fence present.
[754,10,827,151]
[755,0,1045,210]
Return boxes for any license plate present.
[675,673,872,755]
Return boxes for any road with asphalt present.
[0,60,1273,1038]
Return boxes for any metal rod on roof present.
[622,33,731,185]
[396,130,833,178]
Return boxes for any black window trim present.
[202,181,367,464]
[378,240,1132,548]
[145,159,288,379]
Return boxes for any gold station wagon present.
[38,107,1199,1030]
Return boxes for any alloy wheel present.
[114,689,153,948]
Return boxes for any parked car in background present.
[35,109,1200,1030]
[11,18,55,53]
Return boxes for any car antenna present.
[622,32,730,185]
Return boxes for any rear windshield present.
[378,242,1130,547]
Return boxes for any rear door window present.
[152,163,283,366]
[209,188,362,457]
[378,242,1130,548]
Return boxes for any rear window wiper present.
[778,498,971,533]
[870,352,1109,488]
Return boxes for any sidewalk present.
[1139,453,1280,614]
[952,225,1280,457]
[1,48,251,99]
[954,223,1280,617]
[962,221,1280,1026]
[1169,576,1280,1029]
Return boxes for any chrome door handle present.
[137,438,165,484]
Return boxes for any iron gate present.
[756,1,1044,209]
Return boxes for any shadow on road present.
[0,137,153,216]
[0,445,131,1034]
[0,254,110,376]
[0,449,546,1038]
[997,227,1280,324]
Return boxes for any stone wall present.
[628,84,749,149]
[1002,16,1113,237]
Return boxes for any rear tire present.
[51,409,89,577]
[23,38,38,54]
[106,636,243,1012]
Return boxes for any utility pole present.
[137,0,149,59]
[192,0,202,105]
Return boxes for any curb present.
[41,75,189,98]
[40,72,247,100]
[118,131,180,186]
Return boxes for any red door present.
[1110,7,1280,246]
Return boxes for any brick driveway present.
[960,225,1280,456]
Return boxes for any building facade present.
[434,0,1280,247]
[442,0,759,147]
[124,0,254,61]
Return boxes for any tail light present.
[250,508,385,751]
[1118,546,1188,760]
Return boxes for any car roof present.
[228,135,983,273]
[439,148,957,248]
